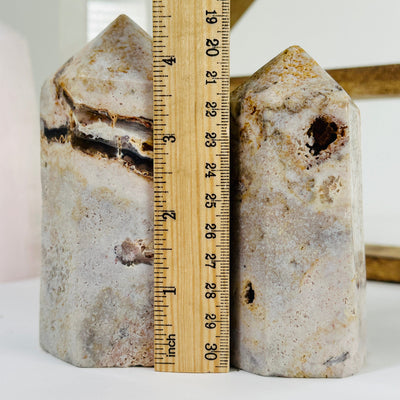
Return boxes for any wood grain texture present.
[328,65,400,99]
[231,64,400,99]
[231,0,254,28]
[366,245,400,283]
[153,0,230,373]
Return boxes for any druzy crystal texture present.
[230,46,366,377]
[40,15,154,367]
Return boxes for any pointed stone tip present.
[53,12,152,87]
[52,13,151,83]
[282,45,307,55]
[231,45,353,121]
[46,14,153,120]
[232,45,348,101]
[114,14,133,24]
[93,13,147,44]
[278,45,320,67]
[101,14,137,35]
[257,45,320,81]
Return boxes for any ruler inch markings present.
[153,0,230,373]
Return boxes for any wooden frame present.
[230,0,400,282]
[231,65,400,99]
[230,0,254,28]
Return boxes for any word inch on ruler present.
[153,0,230,373]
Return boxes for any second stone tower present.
[230,46,366,377]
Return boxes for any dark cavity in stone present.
[43,118,153,177]
[72,131,153,177]
[244,281,255,304]
[121,148,153,176]
[306,116,338,156]
[141,142,153,152]
[71,133,118,159]
[44,126,69,141]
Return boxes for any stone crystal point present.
[40,15,154,367]
[230,46,366,377]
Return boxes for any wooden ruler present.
[152,0,230,372]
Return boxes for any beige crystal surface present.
[40,15,154,367]
[230,46,366,377]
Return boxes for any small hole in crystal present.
[306,116,338,156]
[244,281,255,304]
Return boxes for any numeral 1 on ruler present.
[153,0,230,372]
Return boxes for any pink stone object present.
[0,24,40,282]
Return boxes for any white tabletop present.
[1,278,400,400]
